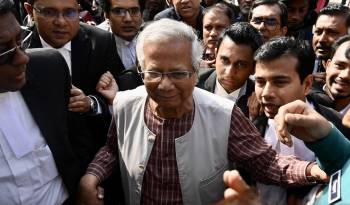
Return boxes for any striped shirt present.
[87,102,310,204]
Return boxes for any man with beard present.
[282,0,317,45]
[311,4,349,87]
[236,0,254,22]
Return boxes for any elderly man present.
[0,0,81,203]
[248,0,288,42]
[98,0,143,69]
[78,19,325,205]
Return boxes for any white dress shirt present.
[40,37,72,75]
[257,100,316,205]
[214,79,246,103]
[114,35,137,69]
[0,92,68,205]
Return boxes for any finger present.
[224,170,250,193]
[71,88,83,96]
[69,95,84,103]
[224,188,239,200]
[311,165,329,182]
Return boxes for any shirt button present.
[139,164,144,171]
[148,135,156,142]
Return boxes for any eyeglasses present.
[139,70,195,83]
[33,6,79,21]
[250,17,280,30]
[110,7,141,17]
[0,28,32,65]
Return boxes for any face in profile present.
[0,12,30,92]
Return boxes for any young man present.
[198,22,262,117]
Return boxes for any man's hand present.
[247,92,262,121]
[273,100,332,147]
[309,163,329,182]
[213,170,261,205]
[342,108,350,128]
[96,71,118,105]
[69,85,92,113]
[77,174,104,205]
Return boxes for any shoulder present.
[194,87,234,111]
[77,23,114,43]
[154,8,177,20]
[197,69,216,90]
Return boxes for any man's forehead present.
[0,13,20,43]
[111,0,140,7]
[252,4,281,18]
[33,0,79,8]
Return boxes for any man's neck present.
[334,97,350,112]
[183,10,200,29]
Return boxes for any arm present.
[78,119,118,204]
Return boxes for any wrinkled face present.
[312,15,348,60]
[255,55,311,118]
[250,4,287,42]
[26,0,80,48]
[0,13,29,93]
[238,0,253,15]
[203,10,231,50]
[107,0,142,41]
[172,0,201,20]
[215,37,254,93]
[287,0,309,29]
[326,41,350,100]
[142,39,197,117]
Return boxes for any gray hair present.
[136,19,203,71]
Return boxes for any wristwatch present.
[88,95,98,114]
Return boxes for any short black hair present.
[0,0,16,16]
[100,0,145,13]
[217,22,263,54]
[317,3,350,29]
[203,2,236,24]
[331,35,350,59]
[248,0,288,28]
[254,37,314,83]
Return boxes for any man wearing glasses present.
[23,0,125,175]
[0,0,81,204]
[98,0,143,70]
[78,19,327,205]
[248,0,288,42]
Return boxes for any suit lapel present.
[71,27,91,86]
[204,71,217,93]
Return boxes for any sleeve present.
[86,118,118,182]
[227,106,310,187]
[306,125,350,175]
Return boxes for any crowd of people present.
[2,0,350,204]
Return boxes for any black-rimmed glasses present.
[110,7,141,17]
[33,6,79,21]
[0,28,32,65]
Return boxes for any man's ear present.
[24,3,34,18]
[325,58,332,71]
[303,74,313,95]
[281,26,288,36]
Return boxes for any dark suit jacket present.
[22,48,81,201]
[197,69,255,117]
[29,23,126,169]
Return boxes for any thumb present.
[311,165,329,183]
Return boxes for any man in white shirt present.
[253,37,349,205]
[98,0,143,69]
[0,0,80,204]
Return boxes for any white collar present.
[215,79,247,101]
